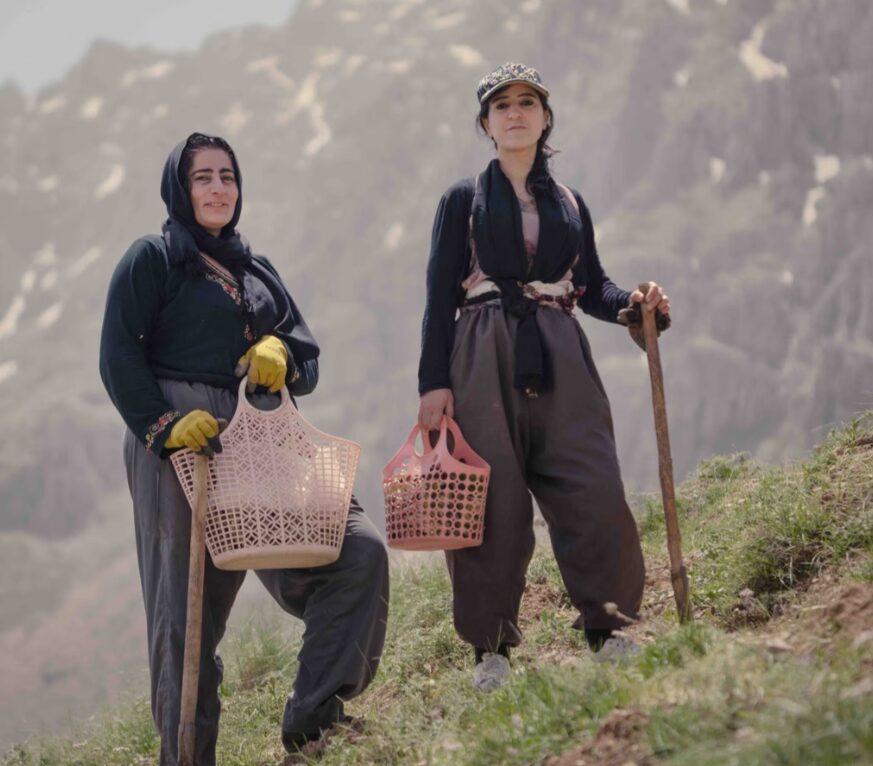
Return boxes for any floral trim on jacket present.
[145,409,181,454]
[203,268,255,342]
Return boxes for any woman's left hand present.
[235,335,288,393]
[629,282,670,315]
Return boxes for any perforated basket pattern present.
[383,417,489,551]
[171,381,360,570]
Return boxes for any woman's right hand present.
[165,410,223,455]
[418,388,454,431]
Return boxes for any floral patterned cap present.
[476,62,550,104]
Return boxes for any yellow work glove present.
[165,410,223,456]
[235,335,288,393]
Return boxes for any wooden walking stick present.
[638,283,692,624]
[177,453,209,766]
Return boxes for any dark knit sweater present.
[418,178,631,394]
[99,235,318,455]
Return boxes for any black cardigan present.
[418,178,631,394]
[99,235,318,455]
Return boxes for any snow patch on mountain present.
[803,187,826,226]
[384,223,404,252]
[740,22,788,82]
[20,271,36,294]
[709,157,726,183]
[0,296,26,340]
[67,247,103,279]
[0,361,18,385]
[40,271,58,291]
[315,49,343,68]
[36,303,63,330]
[121,60,175,88]
[814,155,840,184]
[37,176,58,193]
[34,243,56,267]
[246,57,296,91]
[79,97,103,120]
[429,11,465,30]
[665,0,690,15]
[94,164,125,200]
[221,102,251,136]
[448,45,485,68]
[38,96,66,115]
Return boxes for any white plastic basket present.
[171,380,360,570]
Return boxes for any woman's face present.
[187,148,239,236]
[482,83,549,154]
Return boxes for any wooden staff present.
[639,284,691,623]
[177,454,210,766]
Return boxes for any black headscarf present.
[471,158,582,395]
[159,133,319,364]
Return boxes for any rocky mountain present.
[1,0,872,748]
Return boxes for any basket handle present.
[434,415,469,458]
[398,417,466,457]
[399,421,444,459]
[234,377,291,414]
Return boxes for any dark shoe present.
[282,694,345,752]
[283,714,361,747]
[282,715,364,762]
[584,627,613,652]
[282,727,322,752]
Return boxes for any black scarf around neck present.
[471,158,582,395]
[158,133,319,365]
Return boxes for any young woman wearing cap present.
[99,133,389,761]
[417,63,670,689]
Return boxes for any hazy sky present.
[0,0,297,92]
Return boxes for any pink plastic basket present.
[382,416,489,551]
[171,380,360,570]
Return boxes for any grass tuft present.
[640,415,873,624]
[225,613,299,694]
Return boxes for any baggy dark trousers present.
[123,380,389,766]
[446,305,644,650]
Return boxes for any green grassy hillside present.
[4,415,872,766]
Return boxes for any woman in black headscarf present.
[417,64,671,690]
[99,133,388,764]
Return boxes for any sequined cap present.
[476,62,549,104]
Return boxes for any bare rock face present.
[0,0,871,540]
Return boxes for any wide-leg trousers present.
[123,380,389,766]
[446,305,644,650]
